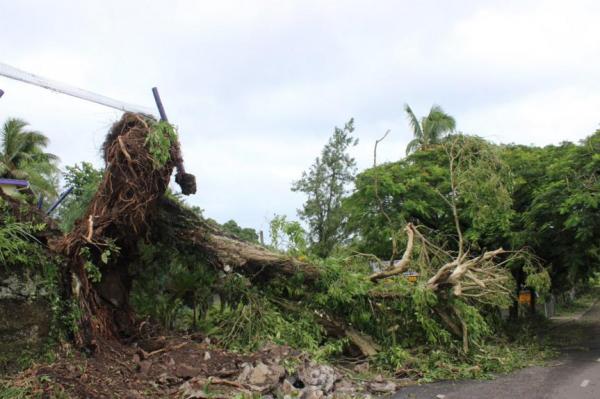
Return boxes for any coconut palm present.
[404,104,456,155]
[0,118,59,196]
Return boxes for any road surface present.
[393,299,600,399]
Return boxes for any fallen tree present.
[50,113,323,350]
[49,113,545,365]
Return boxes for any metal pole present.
[46,186,74,215]
[0,62,154,115]
[152,87,168,122]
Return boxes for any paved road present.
[394,299,600,399]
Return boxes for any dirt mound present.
[8,335,392,398]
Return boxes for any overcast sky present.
[1,0,599,233]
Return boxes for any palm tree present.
[0,118,59,196]
[404,104,456,155]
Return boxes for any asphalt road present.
[393,299,600,399]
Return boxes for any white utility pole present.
[0,62,154,115]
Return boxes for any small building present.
[0,178,34,199]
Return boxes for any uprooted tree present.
[50,113,323,349]
[47,113,548,363]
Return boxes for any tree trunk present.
[151,196,321,283]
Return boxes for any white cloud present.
[460,86,600,146]
[446,0,600,77]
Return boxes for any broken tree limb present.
[276,300,380,357]
[426,248,506,291]
[369,223,416,282]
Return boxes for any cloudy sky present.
[1,0,599,233]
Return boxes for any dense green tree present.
[221,219,259,243]
[502,130,600,291]
[404,104,456,155]
[56,162,103,231]
[0,117,59,196]
[345,134,513,259]
[292,119,358,257]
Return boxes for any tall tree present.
[404,104,456,155]
[292,119,358,257]
[345,134,513,259]
[503,130,600,292]
[0,117,59,196]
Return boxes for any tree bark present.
[151,197,321,282]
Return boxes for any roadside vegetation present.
[0,107,598,397]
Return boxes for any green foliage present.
[502,130,600,291]
[0,220,43,266]
[0,384,31,399]
[201,277,325,352]
[0,378,70,399]
[57,162,103,232]
[130,240,217,330]
[221,219,259,243]
[345,135,513,258]
[78,247,101,283]
[0,200,74,370]
[0,200,47,267]
[268,214,308,255]
[292,119,358,257]
[36,106,594,384]
[145,120,178,168]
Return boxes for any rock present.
[333,379,357,397]
[353,362,369,374]
[179,380,211,398]
[302,387,325,399]
[280,378,300,396]
[237,362,252,382]
[298,363,337,393]
[0,268,52,373]
[369,380,396,393]
[175,363,202,379]
[253,361,279,385]
[238,361,285,387]
[156,372,180,386]
[259,342,291,363]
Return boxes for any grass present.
[0,378,71,399]
[553,287,600,317]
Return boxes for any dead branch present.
[372,129,400,260]
[373,129,390,168]
[369,223,416,282]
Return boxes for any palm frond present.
[404,104,423,140]
[0,117,59,194]
[405,138,422,155]
[425,105,456,144]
